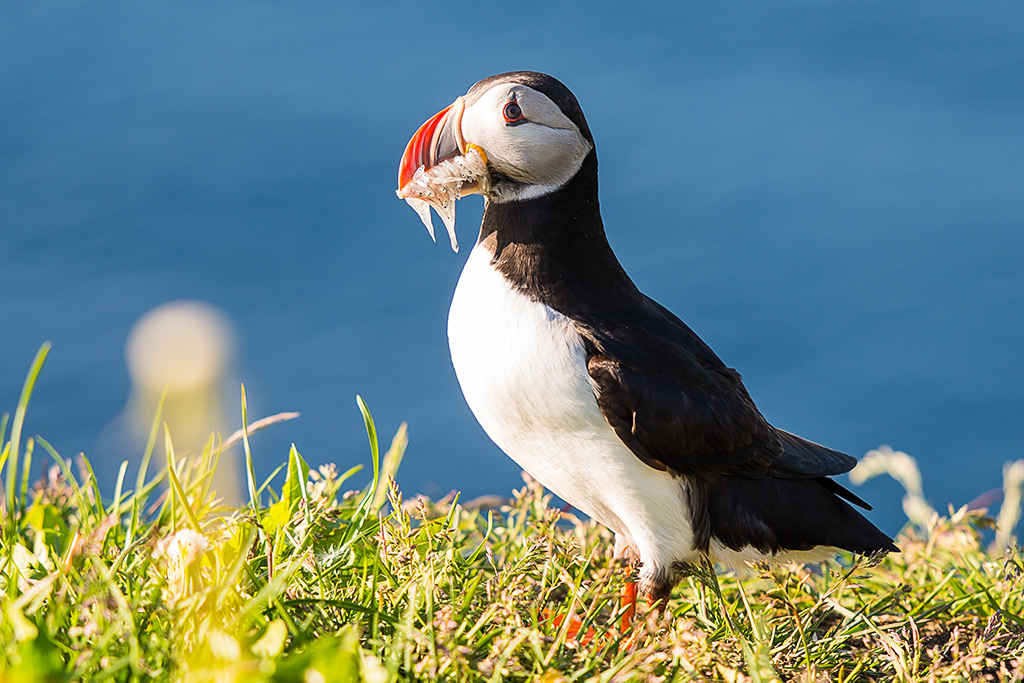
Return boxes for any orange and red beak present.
[398,97,467,191]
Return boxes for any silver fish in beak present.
[396,97,490,253]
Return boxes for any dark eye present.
[503,101,525,124]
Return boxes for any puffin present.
[397,71,897,614]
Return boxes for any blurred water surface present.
[2,2,1023,533]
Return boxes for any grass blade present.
[165,425,202,533]
[241,384,260,516]
[135,387,167,497]
[6,342,50,516]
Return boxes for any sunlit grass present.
[1,343,1022,682]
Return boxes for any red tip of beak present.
[398,104,454,190]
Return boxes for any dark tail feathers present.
[688,475,899,556]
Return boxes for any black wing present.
[577,296,856,481]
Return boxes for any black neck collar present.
[476,152,639,319]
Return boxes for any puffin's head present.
[397,72,594,250]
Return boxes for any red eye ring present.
[503,100,525,123]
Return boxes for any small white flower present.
[154,528,209,605]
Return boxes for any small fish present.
[396,146,490,253]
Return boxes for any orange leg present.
[620,579,638,632]
[647,594,669,620]
[545,610,598,645]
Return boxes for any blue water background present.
[3,2,1023,534]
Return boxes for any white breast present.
[447,244,699,584]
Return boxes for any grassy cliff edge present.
[1,344,1022,682]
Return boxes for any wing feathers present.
[582,323,856,481]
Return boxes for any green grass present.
[1,343,1023,682]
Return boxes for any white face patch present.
[460,84,593,202]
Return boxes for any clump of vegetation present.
[1,343,1023,682]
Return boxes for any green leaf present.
[283,443,310,512]
[741,637,781,683]
[262,499,290,537]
